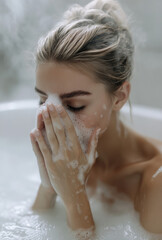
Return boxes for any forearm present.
[64,189,96,239]
[32,184,57,210]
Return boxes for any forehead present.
[36,62,97,94]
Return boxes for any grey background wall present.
[0,0,161,108]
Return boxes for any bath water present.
[0,137,162,239]
[1,98,162,239]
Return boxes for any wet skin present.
[35,61,162,234]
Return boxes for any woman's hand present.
[30,112,55,194]
[32,103,100,206]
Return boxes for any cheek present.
[79,103,112,131]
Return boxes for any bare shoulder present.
[135,154,162,233]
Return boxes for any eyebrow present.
[35,87,92,99]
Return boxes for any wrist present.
[32,184,56,210]
[40,183,55,195]
[65,189,95,230]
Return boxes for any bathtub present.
[0,100,162,240]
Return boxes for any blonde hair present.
[36,0,134,100]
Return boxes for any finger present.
[41,106,59,155]
[47,103,66,149]
[30,130,50,172]
[30,130,44,159]
[33,129,52,167]
[37,112,45,130]
[54,104,81,150]
[30,131,54,189]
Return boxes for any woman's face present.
[36,61,114,136]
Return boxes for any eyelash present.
[39,100,85,112]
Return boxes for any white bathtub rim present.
[0,99,162,120]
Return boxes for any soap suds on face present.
[100,114,103,118]
[36,93,101,185]
[152,166,162,179]
[46,93,62,105]
[103,104,107,110]
[36,93,96,156]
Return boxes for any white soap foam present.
[52,152,65,163]
[102,104,107,110]
[76,203,82,215]
[35,93,100,186]
[95,151,99,159]
[36,93,95,155]
[76,189,84,195]
[77,165,89,185]
[152,166,162,179]
[68,160,79,169]
[0,139,162,240]
[73,226,94,240]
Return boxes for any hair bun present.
[63,0,129,29]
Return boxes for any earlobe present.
[112,81,131,111]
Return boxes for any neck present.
[96,111,130,169]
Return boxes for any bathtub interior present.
[0,100,162,240]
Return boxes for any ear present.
[112,81,131,111]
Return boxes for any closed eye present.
[66,105,85,112]
[39,100,85,112]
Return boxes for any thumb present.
[86,128,101,166]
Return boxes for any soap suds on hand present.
[36,93,97,157]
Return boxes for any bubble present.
[39,93,95,155]
[152,166,162,179]
[68,160,79,169]
[103,104,107,110]
[76,203,82,215]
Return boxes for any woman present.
[30,0,162,237]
